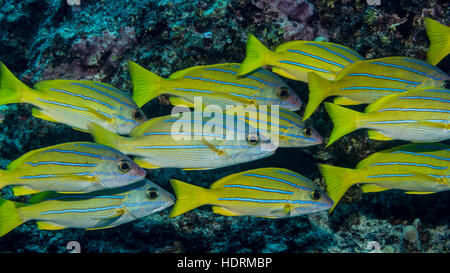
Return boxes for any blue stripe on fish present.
[276,170,313,184]
[398,96,450,103]
[26,161,97,167]
[36,99,87,111]
[45,195,125,201]
[424,89,450,93]
[184,76,260,90]
[367,174,415,178]
[49,88,116,109]
[346,73,421,85]
[96,110,138,124]
[204,68,277,87]
[228,92,281,102]
[39,205,123,215]
[328,44,365,60]
[415,145,450,151]
[365,120,421,124]
[340,86,407,92]
[401,58,448,74]
[174,88,213,94]
[223,184,294,195]
[92,82,123,94]
[217,197,328,206]
[143,132,226,138]
[43,149,116,160]
[370,162,447,170]
[377,108,450,113]
[70,82,136,109]
[305,43,355,63]
[278,60,333,73]
[132,145,250,149]
[74,143,119,153]
[287,49,345,68]
[243,173,312,191]
[238,115,290,129]
[372,62,444,81]
[391,151,450,161]
[164,119,246,133]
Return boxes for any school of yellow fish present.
[0,18,448,237]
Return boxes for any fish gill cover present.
[0,0,448,253]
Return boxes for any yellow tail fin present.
[169,179,210,217]
[0,170,10,190]
[317,164,358,212]
[128,60,164,107]
[87,123,126,151]
[0,62,32,105]
[237,34,272,76]
[303,72,332,120]
[424,18,450,65]
[324,103,362,147]
[0,199,24,237]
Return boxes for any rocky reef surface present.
[0,0,448,253]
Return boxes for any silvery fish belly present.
[169,168,333,218]
[0,62,147,135]
[229,105,322,147]
[128,62,302,111]
[15,180,174,232]
[303,56,450,120]
[356,143,450,193]
[89,111,278,170]
[361,87,450,142]
[0,142,146,196]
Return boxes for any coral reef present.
[0,0,448,253]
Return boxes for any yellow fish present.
[237,34,365,82]
[169,168,333,218]
[324,87,449,146]
[128,61,302,111]
[0,62,147,134]
[0,180,174,237]
[88,111,277,170]
[424,17,450,66]
[303,56,450,120]
[0,142,146,196]
[227,105,322,147]
[319,143,450,212]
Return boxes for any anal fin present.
[367,130,393,141]
[361,184,389,193]
[36,221,66,230]
[333,97,362,105]
[133,158,161,169]
[405,191,435,195]
[212,206,240,216]
[32,108,58,122]
[169,97,195,108]
[12,186,40,196]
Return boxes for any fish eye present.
[310,190,321,200]
[277,87,290,100]
[118,160,131,173]
[246,133,260,146]
[132,110,145,122]
[146,188,159,200]
[303,128,312,137]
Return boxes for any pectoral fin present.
[202,139,230,158]
[367,130,393,141]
